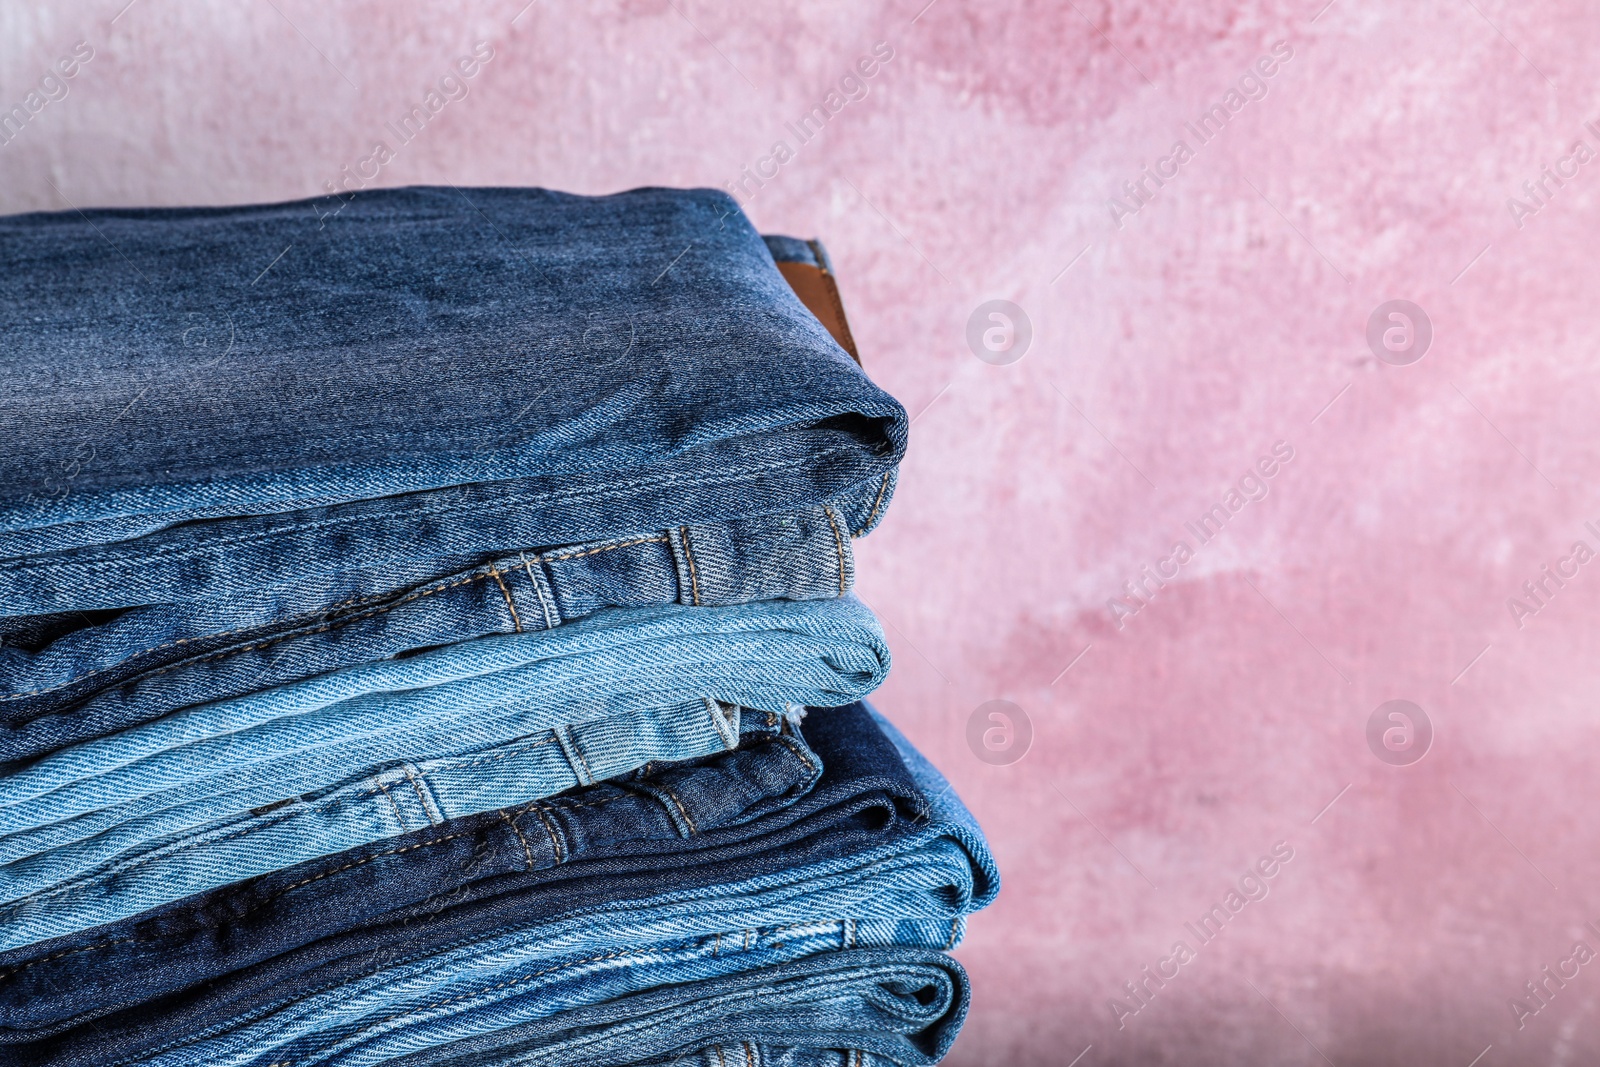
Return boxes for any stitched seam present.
[678,525,702,605]
[498,810,535,870]
[716,1046,728,1067]
[0,825,485,980]
[484,560,523,633]
[11,761,565,907]
[399,768,435,824]
[0,571,489,704]
[852,471,891,538]
[542,534,667,562]
[374,780,407,830]
[744,1040,756,1067]
[822,506,848,595]
[563,729,595,783]
[2,534,672,706]
[658,783,699,835]
[1,449,855,573]
[524,803,565,864]
[518,551,560,630]
[259,945,663,1067]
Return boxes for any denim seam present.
[944,918,959,951]
[0,823,488,980]
[542,534,668,562]
[517,552,560,630]
[551,725,595,786]
[0,742,806,978]
[374,779,408,831]
[657,783,699,835]
[522,803,566,864]
[744,1040,756,1067]
[5,449,869,572]
[399,767,441,826]
[678,525,702,605]
[497,810,535,871]
[706,699,738,751]
[12,772,448,906]
[852,472,892,537]
[483,560,523,634]
[0,565,497,706]
[1,537,675,713]
[822,505,847,595]
[255,940,741,1067]
[715,1048,728,1067]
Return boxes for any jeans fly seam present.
[484,560,522,634]
[852,471,892,537]
[822,505,847,595]
[678,525,702,605]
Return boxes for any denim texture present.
[0,597,888,951]
[0,186,903,544]
[0,503,860,763]
[389,945,966,1067]
[0,700,743,951]
[215,934,966,1067]
[0,702,998,1063]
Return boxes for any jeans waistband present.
[0,700,745,951]
[0,502,864,762]
[0,703,852,1042]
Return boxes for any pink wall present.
[4,2,1598,1062]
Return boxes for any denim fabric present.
[0,503,860,763]
[0,702,997,1062]
[189,933,966,1067]
[0,185,904,575]
[0,597,888,951]
[389,945,967,1067]
[0,700,743,951]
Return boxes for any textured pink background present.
[4,2,1599,1063]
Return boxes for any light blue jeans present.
[0,596,889,951]
[118,719,995,1067]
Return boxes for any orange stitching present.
[542,534,668,562]
[485,560,522,633]
[852,471,891,537]
[498,810,535,870]
[524,804,564,864]
[679,525,702,605]
[822,506,848,595]
[658,783,698,834]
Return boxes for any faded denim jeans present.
[0,186,905,760]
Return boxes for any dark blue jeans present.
[0,187,904,759]
[0,703,996,1065]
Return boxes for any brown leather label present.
[775,260,862,367]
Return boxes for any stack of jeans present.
[0,186,996,1066]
